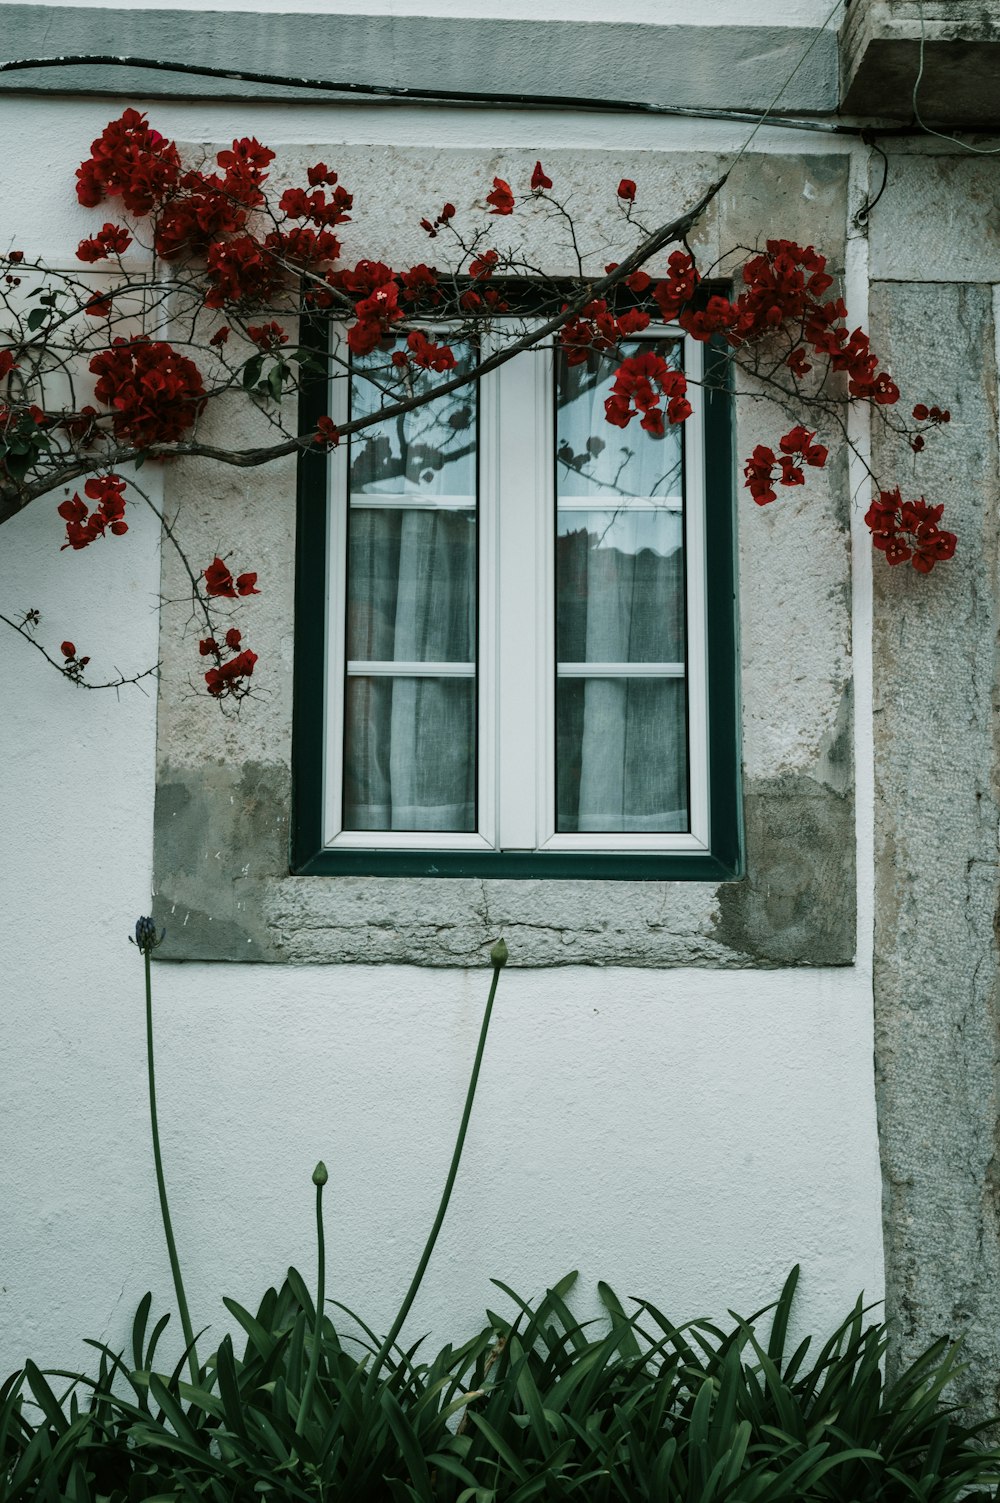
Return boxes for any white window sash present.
[322,324,712,855]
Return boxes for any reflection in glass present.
[556,678,688,833]
[343,338,478,835]
[348,508,476,663]
[350,343,477,498]
[555,337,689,834]
[344,676,475,832]
[557,510,684,664]
[556,342,683,500]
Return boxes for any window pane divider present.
[350,493,476,509]
[556,496,683,511]
[556,662,685,677]
[346,660,475,677]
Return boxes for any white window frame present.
[321,324,710,854]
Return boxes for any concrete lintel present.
[0,6,839,112]
[840,0,1000,126]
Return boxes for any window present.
[292,320,741,880]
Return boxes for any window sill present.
[292,847,742,881]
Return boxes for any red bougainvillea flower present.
[203,235,282,309]
[347,279,404,355]
[865,488,957,573]
[604,351,690,432]
[76,109,181,214]
[650,251,699,322]
[83,292,114,319]
[0,349,17,379]
[209,326,230,347]
[559,299,650,365]
[58,473,129,549]
[468,249,500,281]
[531,160,553,191]
[406,329,457,371]
[61,640,75,658]
[486,178,515,215]
[199,637,218,656]
[400,263,441,306]
[225,626,242,649]
[743,445,777,506]
[617,178,637,202]
[314,416,340,448]
[203,557,260,597]
[205,648,259,698]
[279,184,353,227]
[61,404,100,446]
[246,321,288,351]
[75,222,133,262]
[420,202,456,237]
[742,426,827,507]
[89,337,206,447]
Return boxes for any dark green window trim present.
[292,321,742,880]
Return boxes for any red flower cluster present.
[676,239,899,407]
[203,236,281,308]
[405,329,457,371]
[743,425,829,506]
[89,337,206,446]
[313,416,340,448]
[651,251,700,322]
[560,299,650,365]
[865,489,957,573]
[605,351,690,434]
[76,109,181,214]
[909,402,951,452]
[400,263,441,306]
[486,178,515,216]
[200,625,257,698]
[75,222,133,263]
[342,263,405,355]
[57,473,128,549]
[420,202,456,238]
[279,183,353,228]
[203,556,259,598]
[246,322,288,351]
[468,249,500,281]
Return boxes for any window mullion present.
[494,347,550,849]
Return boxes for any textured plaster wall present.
[868,151,1000,1420]
[0,91,882,1383]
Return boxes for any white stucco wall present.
[0,84,882,1381]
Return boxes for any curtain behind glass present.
[556,345,689,833]
[343,343,477,832]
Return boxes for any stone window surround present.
[150,142,856,969]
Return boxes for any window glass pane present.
[350,344,476,498]
[554,336,690,836]
[556,508,684,664]
[556,677,688,834]
[556,341,683,500]
[347,507,476,663]
[343,675,476,832]
[343,339,478,836]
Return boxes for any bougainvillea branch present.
[0,109,954,704]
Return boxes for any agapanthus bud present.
[490,937,509,969]
[312,1160,329,1186]
[132,915,163,953]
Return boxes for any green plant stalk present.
[366,943,507,1388]
[297,1169,326,1435]
[144,947,199,1387]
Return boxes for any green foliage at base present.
[3,1266,998,1503]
